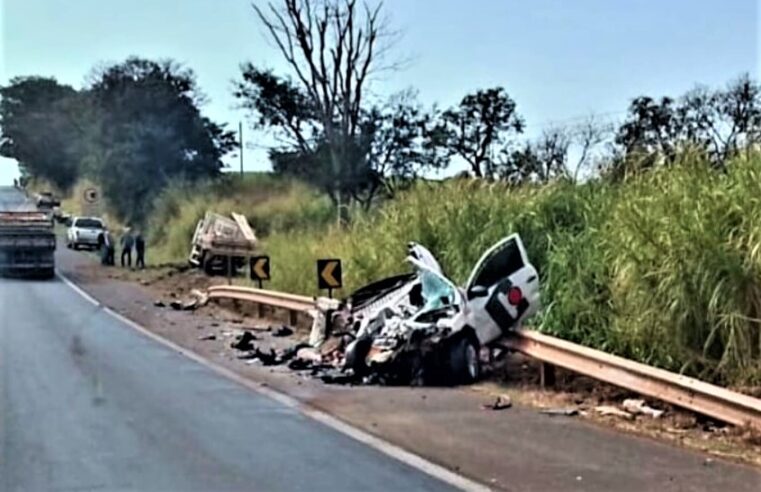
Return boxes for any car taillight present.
[507,286,522,306]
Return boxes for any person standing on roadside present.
[120,228,134,268]
[135,231,146,269]
[101,229,115,266]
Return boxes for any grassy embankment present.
[73,157,761,386]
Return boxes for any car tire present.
[448,335,480,385]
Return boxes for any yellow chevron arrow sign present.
[250,256,270,281]
[317,259,342,290]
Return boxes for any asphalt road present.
[0,186,457,491]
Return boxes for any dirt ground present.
[63,255,761,470]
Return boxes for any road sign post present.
[317,259,342,298]
[250,255,271,318]
[250,256,271,289]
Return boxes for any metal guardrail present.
[207,285,761,430]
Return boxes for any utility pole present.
[239,121,244,178]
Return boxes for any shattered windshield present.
[419,270,456,312]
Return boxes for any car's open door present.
[463,234,540,344]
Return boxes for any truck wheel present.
[448,335,480,385]
[203,255,217,276]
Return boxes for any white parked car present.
[67,217,106,250]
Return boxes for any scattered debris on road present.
[623,398,665,419]
[198,333,216,341]
[482,394,512,410]
[231,331,258,351]
[596,405,635,420]
[540,407,580,417]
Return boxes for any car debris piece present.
[540,407,579,417]
[198,334,216,341]
[231,331,258,351]
[309,297,340,347]
[272,325,294,337]
[622,398,665,419]
[154,300,166,308]
[595,405,634,420]
[482,395,512,410]
[306,235,541,386]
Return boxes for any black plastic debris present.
[154,300,166,308]
[320,371,357,385]
[198,334,216,341]
[257,347,279,366]
[231,331,258,351]
[272,325,294,337]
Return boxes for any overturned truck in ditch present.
[189,212,257,276]
[308,235,541,385]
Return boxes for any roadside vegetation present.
[138,151,761,387]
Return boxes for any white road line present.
[56,269,491,492]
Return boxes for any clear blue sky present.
[1,0,758,184]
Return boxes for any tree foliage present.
[242,0,387,209]
[86,58,237,224]
[236,1,443,208]
[613,73,761,178]
[0,77,84,191]
[438,87,524,178]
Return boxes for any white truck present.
[66,217,106,250]
[188,212,258,275]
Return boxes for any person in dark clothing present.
[135,232,146,269]
[121,229,134,268]
[100,230,115,266]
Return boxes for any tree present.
[615,96,681,167]
[243,0,393,211]
[362,90,449,199]
[613,74,761,177]
[87,58,236,225]
[438,87,524,178]
[0,77,84,191]
[498,127,569,184]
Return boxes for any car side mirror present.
[469,285,489,298]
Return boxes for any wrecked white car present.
[311,234,540,385]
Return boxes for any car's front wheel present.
[448,335,480,385]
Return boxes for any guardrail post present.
[540,362,556,388]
